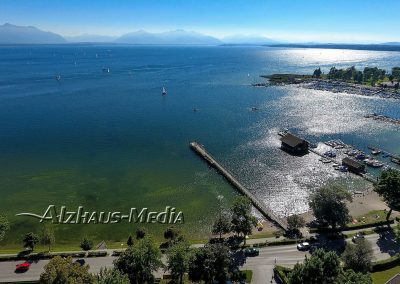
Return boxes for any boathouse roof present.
[280,133,306,147]
[342,157,364,169]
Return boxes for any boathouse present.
[280,133,309,155]
[342,157,365,174]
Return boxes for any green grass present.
[242,270,253,283]
[372,265,400,284]
[347,210,389,227]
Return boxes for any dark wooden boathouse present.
[342,157,365,174]
[280,133,309,155]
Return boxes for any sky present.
[1,0,400,43]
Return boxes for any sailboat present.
[162,87,167,96]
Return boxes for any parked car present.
[15,261,31,272]
[297,242,310,251]
[75,259,86,266]
[352,232,365,243]
[244,247,259,257]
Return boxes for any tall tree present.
[165,241,192,284]
[22,232,39,251]
[287,214,305,237]
[289,249,342,284]
[40,226,55,252]
[164,226,182,246]
[127,235,133,247]
[114,236,163,284]
[231,196,257,245]
[309,184,352,229]
[0,214,10,242]
[212,213,231,240]
[80,237,94,251]
[374,169,400,220]
[188,243,231,284]
[40,256,93,284]
[95,267,130,284]
[342,238,373,273]
[135,227,146,240]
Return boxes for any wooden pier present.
[190,141,288,231]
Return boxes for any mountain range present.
[1,23,400,47]
[0,23,275,45]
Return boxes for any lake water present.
[0,45,399,244]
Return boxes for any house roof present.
[386,273,400,284]
[280,133,306,148]
[342,157,364,169]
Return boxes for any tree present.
[188,243,231,284]
[309,184,352,229]
[289,249,342,284]
[114,236,163,284]
[40,226,55,252]
[135,227,146,240]
[342,238,373,273]
[127,235,133,247]
[212,213,231,240]
[40,256,93,284]
[374,169,400,220]
[22,232,39,251]
[313,68,322,78]
[231,196,257,245]
[80,237,94,251]
[95,267,130,284]
[165,241,192,284]
[164,226,182,246]
[392,67,400,80]
[0,214,10,242]
[337,269,372,284]
[287,214,305,237]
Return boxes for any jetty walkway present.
[190,141,288,231]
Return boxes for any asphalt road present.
[0,232,399,283]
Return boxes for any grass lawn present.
[372,265,400,284]
[347,210,389,227]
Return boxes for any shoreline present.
[257,76,400,100]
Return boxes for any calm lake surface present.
[0,45,399,244]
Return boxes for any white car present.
[297,242,310,251]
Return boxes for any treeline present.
[313,66,400,87]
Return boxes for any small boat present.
[55,75,61,81]
[162,87,167,96]
[102,68,110,73]
[371,150,381,155]
[339,166,348,172]
[251,107,258,111]
[356,153,366,160]
[391,158,400,165]
[193,108,199,112]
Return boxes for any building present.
[386,274,400,284]
[280,133,309,155]
[342,157,365,174]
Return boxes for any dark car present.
[244,247,259,257]
[352,232,365,243]
[75,259,86,266]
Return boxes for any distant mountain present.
[221,34,277,45]
[0,23,66,44]
[115,29,222,45]
[65,34,117,43]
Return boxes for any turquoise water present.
[0,45,399,244]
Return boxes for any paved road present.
[0,231,399,283]
[242,231,400,284]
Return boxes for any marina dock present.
[190,141,288,231]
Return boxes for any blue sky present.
[1,0,400,43]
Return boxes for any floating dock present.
[190,141,288,231]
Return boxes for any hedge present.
[309,219,394,234]
[0,251,86,262]
[371,254,400,272]
[87,251,108,257]
[274,265,291,284]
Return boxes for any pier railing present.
[190,141,288,232]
